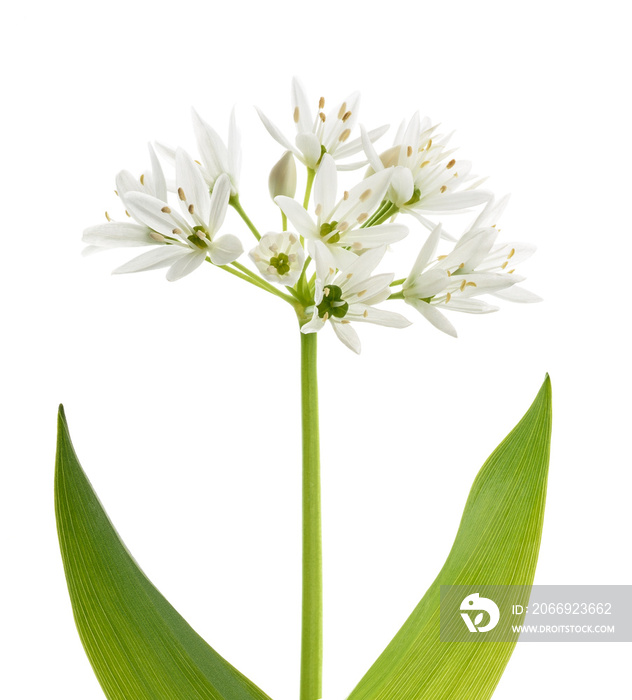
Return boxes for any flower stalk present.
[300,331,322,700]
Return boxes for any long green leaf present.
[55,406,272,700]
[347,375,552,700]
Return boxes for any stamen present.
[338,102,347,119]
[161,206,171,213]
[140,174,145,185]
[125,210,130,217]
[324,287,331,297]
[446,159,456,169]
[508,269,515,274]
[357,290,367,297]
[437,255,448,260]
[150,232,165,243]
[346,273,353,279]
[357,213,368,224]
[105,211,111,222]
[319,112,326,122]
[440,185,447,193]
[460,280,466,291]
[466,281,477,287]
[338,222,349,232]
[341,320,351,324]
[342,111,352,122]
[363,310,368,318]
[446,292,452,302]
[195,160,202,165]
[352,242,362,250]
[420,160,430,168]
[359,189,372,202]
[343,190,349,200]
[329,267,335,275]
[319,96,325,109]
[289,234,298,244]
[426,138,433,150]
[508,248,515,259]
[501,261,508,269]
[293,106,300,123]
[407,146,413,157]
[188,204,195,214]
[339,128,351,142]
[178,187,186,201]
[172,228,182,235]
[323,312,329,321]
[458,263,465,269]
[315,203,322,216]
[114,190,119,196]
[447,270,452,276]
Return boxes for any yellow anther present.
[501,261,508,269]
[105,211,111,222]
[140,174,145,185]
[338,221,349,232]
[458,263,465,269]
[178,187,186,201]
[188,204,195,214]
[342,111,352,122]
[363,309,368,318]
[447,270,452,276]
[343,190,349,200]
[114,190,119,196]
[161,206,171,213]
[315,204,322,216]
[341,320,351,324]
[466,281,477,287]
[324,287,330,297]
[508,248,515,259]
[420,160,430,168]
[460,280,466,291]
[329,267,335,274]
[446,292,452,302]
[508,269,515,274]
[319,112,326,122]
[293,106,300,123]
[357,213,368,224]
[426,138,433,150]
[338,102,347,119]
[346,273,353,279]
[357,290,367,297]
[339,128,351,142]
[125,210,130,217]
[195,159,202,165]
[437,255,448,260]
[407,146,413,157]
[319,96,325,109]
[172,228,182,235]
[446,159,456,169]
[440,185,447,193]
[359,189,372,202]
[323,312,329,321]
[352,242,363,250]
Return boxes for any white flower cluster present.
[83,78,540,352]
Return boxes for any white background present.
[1,0,630,698]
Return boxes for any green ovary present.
[269,252,291,276]
[317,285,348,319]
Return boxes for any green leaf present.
[347,375,552,700]
[55,406,272,700]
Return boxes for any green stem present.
[390,278,406,287]
[230,195,261,241]
[303,168,316,209]
[300,331,322,700]
[230,261,297,305]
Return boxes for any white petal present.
[444,298,498,314]
[113,246,190,274]
[331,320,361,354]
[335,168,392,224]
[208,234,243,265]
[296,133,321,170]
[82,222,157,248]
[166,251,207,281]
[115,170,141,203]
[360,124,384,173]
[389,166,415,207]
[191,108,229,180]
[256,107,299,156]
[275,196,318,239]
[227,106,241,189]
[350,306,411,328]
[343,223,408,248]
[301,312,325,334]
[339,246,386,281]
[407,299,458,337]
[327,244,358,273]
[148,143,167,201]
[405,268,448,298]
[407,224,442,281]
[208,173,231,236]
[176,148,212,224]
[492,286,542,303]
[420,190,490,212]
[337,124,389,159]
[291,76,313,135]
[124,191,179,237]
[314,154,337,220]
[310,240,338,281]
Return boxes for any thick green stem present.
[300,331,322,700]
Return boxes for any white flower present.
[361,114,489,235]
[257,77,388,171]
[249,232,305,287]
[84,149,243,282]
[302,247,411,354]
[82,145,170,256]
[403,197,540,336]
[275,154,408,278]
[156,108,241,196]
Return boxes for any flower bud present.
[268,151,297,200]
